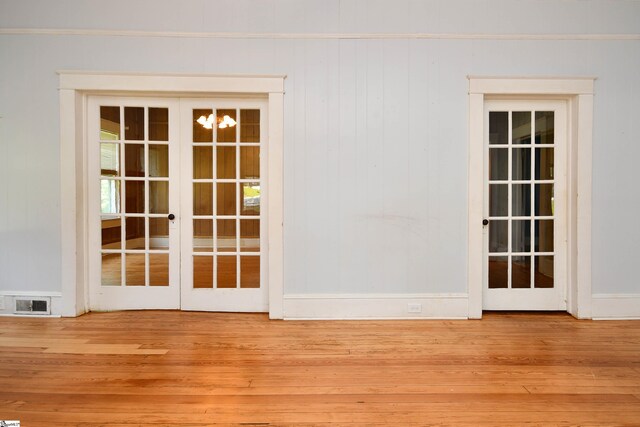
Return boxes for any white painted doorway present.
[87,95,268,312]
[483,99,568,310]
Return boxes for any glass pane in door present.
[217,219,236,252]
[125,107,145,140]
[125,217,145,250]
[193,219,213,252]
[488,256,508,289]
[240,220,260,252]
[489,148,508,180]
[217,109,237,143]
[217,256,237,288]
[193,183,213,215]
[101,143,120,175]
[193,109,213,142]
[193,146,213,178]
[536,148,554,180]
[101,254,121,286]
[512,112,531,144]
[240,109,260,143]
[511,256,531,288]
[488,221,507,253]
[535,112,554,144]
[149,145,168,177]
[150,181,169,213]
[149,254,169,286]
[100,106,120,140]
[193,256,213,288]
[535,256,554,288]
[240,256,260,288]
[489,111,507,145]
[149,218,169,250]
[125,253,145,286]
[216,147,236,179]
[240,147,260,179]
[100,180,121,214]
[148,108,169,141]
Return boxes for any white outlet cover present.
[408,303,422,313]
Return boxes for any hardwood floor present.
[1,312,639,426]
[102,253,260,288]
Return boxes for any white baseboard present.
[283,293,469,320]
[0,291,63,317]
[592,294,640,319]
[5,291,633,320]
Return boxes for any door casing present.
[58,72,285,318]
[467,77,595,319]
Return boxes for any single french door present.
[88,97,181,310]
[483,100,567,310]
[180,99,268,312]
[88,96,268,312]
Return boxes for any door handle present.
[482,219,489,226]
[168,214,176,220]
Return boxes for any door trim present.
[58,72,285,318]
[467,77,595,319]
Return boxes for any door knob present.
[168,214,175,220]
[482,219,489,226]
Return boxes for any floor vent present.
[15,297,51,315]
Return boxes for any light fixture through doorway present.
[197,114,237,129]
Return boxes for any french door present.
[88,96,268,312]
[483,100,567,310]
[88,97,181,310]
[180,99,268,312]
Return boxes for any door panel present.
[89,97,180,310]
[483,100,567,310]
[180,99,268,312]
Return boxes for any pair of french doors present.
[88,96,268,312]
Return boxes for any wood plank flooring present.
[102,253,260,288]
[0,311,639,426]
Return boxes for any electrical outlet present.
[408,303,422,313]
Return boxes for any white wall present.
[1,0,639,300]
[2,0,640,34]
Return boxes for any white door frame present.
[467,77,595,319]
[58,71,285,319]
